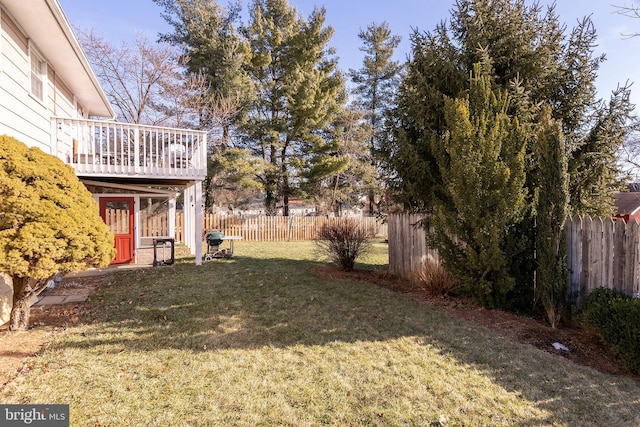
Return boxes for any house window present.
[29,45,46,103]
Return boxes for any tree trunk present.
[9,297,30,331]
[282,157,290,216]
[368,189,375,216]
[283,193,289,217]
[9,276,49,331]
[264,189,278,216]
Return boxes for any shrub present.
[580,288,640,374]
[412,256,456,296]
[0,135,114,330]
[316,220,372,271]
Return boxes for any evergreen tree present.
[349,22,402,215]
[381,23,466,212]
[155,0,252,142]
[240,0,346,215]
[155,0,254,212]
[387,0,631,215]
[206,147,263,212]
[431,65,527,307]
[385,0,635,315]
[568,85,634,216]
[302,105,376,216]
[533,106,570,327]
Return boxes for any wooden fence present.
[140,210,169,238]
[105,207,387,241]
[104,208,131,234]
[566,216,640,302]
[388,213,640,302]
[176,213,388,242]
[387,213,438,279]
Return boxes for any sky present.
[58,0,640,106]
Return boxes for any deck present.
[53,117,207,182]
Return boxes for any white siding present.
[0,8,83,156]
[52,72,76,118]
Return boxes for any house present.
[613,192,640,223]
[0,0,204,266]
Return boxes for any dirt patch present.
[313,265,640,380]
[0,276,101,386]
[0,327,54,388]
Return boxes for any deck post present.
[194,181,203,266]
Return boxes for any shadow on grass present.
[61,253,639,426]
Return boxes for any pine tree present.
[431,65,527,307]
[240,0,346,215]
[387,0,630,215]
[568,85,633,216]
[206,147,263,212]
[155,0,252,141]
[301,105,375,216]
[350,22,402,215]
[385,0,635,315]
[382,23,466,212]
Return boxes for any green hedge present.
[580,288,640,374]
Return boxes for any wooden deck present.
[53,117,207,181]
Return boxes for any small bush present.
[316,220,372,271]
[580,288,640,374]
[412,256,456,296]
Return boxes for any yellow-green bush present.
[0,135,114,329]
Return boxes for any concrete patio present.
[34,264,153,306]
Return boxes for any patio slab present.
[62,294,91,303]
[34,294,89,306]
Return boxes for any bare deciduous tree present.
[77,28,242,150]
[612,5,640,181]
[614,4,640,38]
[77,28,179,125]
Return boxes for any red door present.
[100,197,135,264]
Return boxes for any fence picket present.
[591,217,603,295]
[626,221,639,297]
[581,216,592,298]
[603,217,614,290]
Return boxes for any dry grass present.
[412,255,456,296]
[1,241,640,426]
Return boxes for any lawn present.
[2,241,640,426]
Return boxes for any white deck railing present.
[53,117,207,180]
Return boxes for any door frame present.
[99,196,135,264]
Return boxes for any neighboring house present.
[613,192,640,223]
[0,0,204,265]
